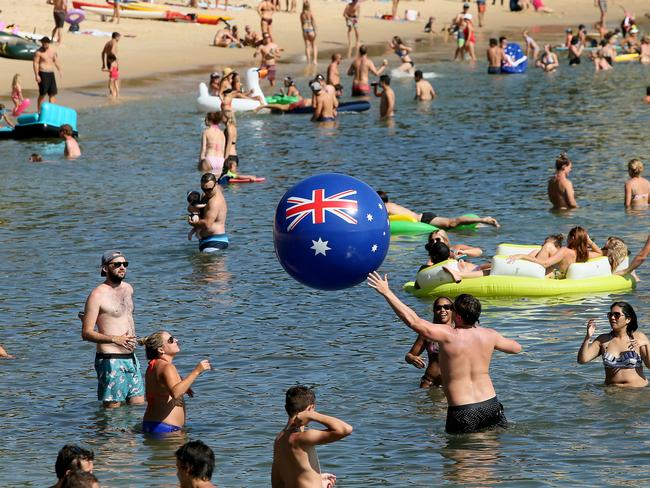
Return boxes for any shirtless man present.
[81,250,144,409]
[326,53,342,86]
[213,26,239,47]
[486,38,502,74]
[343,0,360,54]
[33,37,62,112]
[257,0,276,37]
[255,34,282,87]
[373,74,395,118]
[101,32,120,71]
[176,441,216,488]
[347,45,388,96]
[368,274,522,434]
[190,173,229,252]
[243,25,262,47]
[272,385,352,488]
[547,152,578,210]
[414,70,435,101]
[49,0,67,45]
[377,190,500,229]
[311,81,337,122]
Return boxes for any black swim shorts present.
[445,396,508,434]
[53,10,65,28]
[420,211,437,224]
[487,66,501,74]
[569,57,581,66]
[38,71,58,97]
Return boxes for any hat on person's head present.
[210,72,221,79]
[100,250,124,276]
[309,81,322,92]
[463,13,472,20]
[40,36,51,44]
[315,74,325,81]
[222,67,233,76]
[463,2,470,9]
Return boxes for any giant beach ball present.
[274,173,390,290]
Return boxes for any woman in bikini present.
[508,226,602,278]
[578,302,650,387]
[140,331,211,435]
[198,112,226,175]
[389,36,414,73]
[405,296,454,388]
[300,1,318,65]
[257,0,276,37]
[536,44,559,71]
[624,158,650,208]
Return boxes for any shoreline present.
[2,0,648,113]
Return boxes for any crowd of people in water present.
[2,1,650,487]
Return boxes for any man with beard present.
[80,250,144,408]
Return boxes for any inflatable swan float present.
[197,67,266,112]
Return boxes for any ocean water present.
[1,43,650,487]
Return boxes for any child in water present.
[218,155,258,184]
[186,190,206,241]
[60,124,81,159]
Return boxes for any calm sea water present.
[1,34,650,487]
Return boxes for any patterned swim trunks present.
[445,396,507,434]
[94,353,144,403]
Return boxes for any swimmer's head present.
[454,294,481,326]
[187,190,202,205]
[55,445,94,480]
[628,158,644,177]
[283,76,294,87]
[555,152,572,171]
[414,70,423,81]
[604,236,628,272]
[489,38,498,47]
[379,74,391,86]
[205,112,222,125]
[544,233,564,248]
[224,155,238,172]
[285,385,316,416]
[332,53,341,62]
[376,191,389,203]
[425,241,451,264]
[334,84,344,97]
[428,229,450,246]
[201,173,218,188]
[139,331,172,360]
[359,45,368,56]
[59,124,74,137]
[175,441,215,483]
[29,153,43,162]
[40,36,51,46]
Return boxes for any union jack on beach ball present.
[274,173,390,290]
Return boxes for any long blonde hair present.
[605,237,628,272]
[11,74,20,89]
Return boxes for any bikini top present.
[602,347,643,369]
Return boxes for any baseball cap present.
[101,250,125,276]
[310,81,322,92]
[463,2,470,8]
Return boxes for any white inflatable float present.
[197,67,265,113]
[390,69,437,79]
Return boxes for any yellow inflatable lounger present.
[404,247,635,298]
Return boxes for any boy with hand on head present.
[272,385,352,488]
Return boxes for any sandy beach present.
[1,0,648,109]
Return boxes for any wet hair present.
[544,233,564,248]
[454,294,481,325]
[567,226,589,263]
[379,74,391,85]
[376,190,389,203]
[29,153,43,162]
[628,158,644,177]
[359,45,368,55]
[201,173,217,185]
[61,471,99,488]
[138,331,167,360]
[610,301,638,339]
[55,445,95,479]
[59,124,74,137]
[555,151,572,170]
[427,229,450,246]
[489,38,498,46]
[425,241,451,264]
[175,440,215,481]
[605,236,628,272]
[112,31,120,39]
[206,112,222,125]
[414,70,423,80]
[285,385,316,416]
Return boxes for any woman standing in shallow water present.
[140,331,211,435]
[577,302,650,387]
[624,158,650,208]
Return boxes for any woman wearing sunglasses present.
[139,331,211,434]
[405,296,454,388]
[577,302,650,387]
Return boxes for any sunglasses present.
[607,312,625,319]
[167,335,177,344]
[434,304,453,311]
[109,261,129,268]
